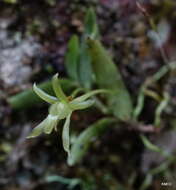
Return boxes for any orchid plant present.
[27,74,107,157]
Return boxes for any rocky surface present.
[0,19,41,89]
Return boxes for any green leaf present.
[87,38,133,120]
[65,35,80,81]
[62,114,71,156]
[77,7,99,89]
[52,74,68,103]
[108,89,133,120]
[67,118,115,166]
[84,7,99,39]
[78,44,93,89]
[33,83,58,104]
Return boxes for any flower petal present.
[33,83,58,104]
[62,114,71,156]
[71,89,108,104]
[70,99,94,110]
[49,103,59,116]
[27,117,48,138]
[44,115,59,134]
[52,74,68,103]
[70,88,84,98]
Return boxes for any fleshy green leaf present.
[68,118,115,166]
[77,8,99,89]
[78,44,93,89]
[108,89,132,121]
[33,83,58,104]
[52,74,68,103]
[65,35,80,81]
[84,7,99,39]
[62,114,71,156]
[87,38,133,120]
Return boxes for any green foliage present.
[65,8,99,89]
[68,118,115,166]
[78,7,99,89]
[78,42,93,89]
[83,7,99,39]
[86,38,133,120]
[65,35,80,81]
[66,8,133,120]
[32,7,133,164]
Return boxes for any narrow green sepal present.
[70,99,94,110]
[52,74,68,103]
[71,89,108,104]
[62,114,71,156]
[33,83,58,104]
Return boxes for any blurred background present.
[0,0,176,190]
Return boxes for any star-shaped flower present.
[27,74,106,156]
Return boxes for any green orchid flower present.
[27,74,107,156]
